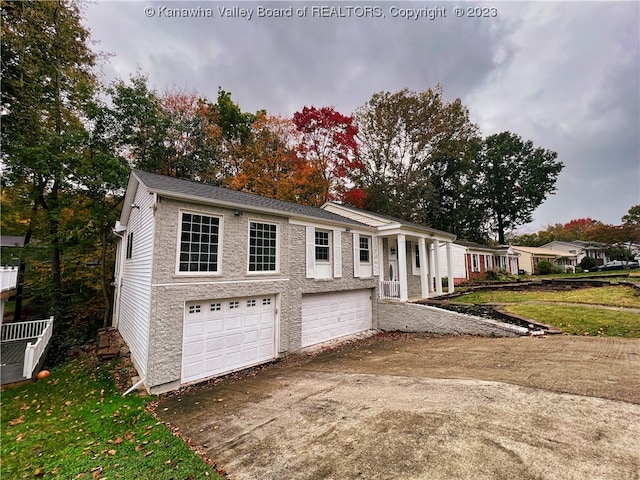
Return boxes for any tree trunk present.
[497,211,506,245]
[100,230,113,328]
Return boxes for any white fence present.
[0,317,54,379]
[379,280,401,300]
[0,266,19,292]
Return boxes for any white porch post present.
[446,241,455,294]
[378,237,385,280]
[418,237,430,298]
[433,240,442,295]
[429,241,436,294]
[397,234,409,302]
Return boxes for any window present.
[359,236,370,263]
[229,301,240,309]
[126,232,133,259]
[247,299,256,307]
[249,222,277,272]
[188,305,201,314]
[315,230,330,261]
[178,212,220,273]
[472,254,480,272]
[484,255,492,270]
[262,298,271,305]
[210,303,221,311]
[415,244,420,268]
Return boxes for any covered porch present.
[377,232,456,302]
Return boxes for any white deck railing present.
[0,317,54,379]
[0,266,19,292]
[23,317,54,378]
[379,280,401,300]
[1,317,53,342]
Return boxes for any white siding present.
[438,244,466,280]
[117,185,155,376]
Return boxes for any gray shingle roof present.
[132,169,367,227]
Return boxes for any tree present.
[1,0,98,315]
[476,131,563,244]
[354,86,482,238]
[228,113,327,205]
[293,106,361,203]
[622,205,640,244]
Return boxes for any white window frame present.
[484,254,493,271]
[314,229,331,263]
[411,243,421,276]
[175,209,223,275]
[471,254,480,272]
[306,226,341,279]
[247,220,279,275]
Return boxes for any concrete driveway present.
[156,334,640,480]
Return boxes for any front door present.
[388,240,398,281]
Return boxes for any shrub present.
[535,260,562,275]
[579,256,598,272]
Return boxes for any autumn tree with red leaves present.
[229,113,328,206]
[293,106,363,204]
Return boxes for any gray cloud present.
[85,0,639,230]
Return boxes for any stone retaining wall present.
[377,301,527,337]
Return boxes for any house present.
[493,245,521,275]
[511,246,577,274]
[456,241,498,281]
[438,242,467,285]
[543,240,610,267]
[112,170,459,394]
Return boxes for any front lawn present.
[457,286,640,309]
[1,354,219,479]
[503,304,640,337]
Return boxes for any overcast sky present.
[84,1,639,233]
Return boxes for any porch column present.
[429,241,436,294]
[446,241,454,294]
[433,240,442,295]
[418,237,430,298]
[397,234,409,301]
[378,236,385,280]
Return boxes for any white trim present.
[353,233,361,278]
[175,208,224,276]
[333,230,342,278]
[306,226,315,279]
[246,219,280,276]
[152,278,290,287]
[372,236,380,277]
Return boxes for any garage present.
[182,296,276,384]
[301,289,372,347]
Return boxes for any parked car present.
[597,260,640,271]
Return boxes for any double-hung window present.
[249,221,277,272]
[315,230,330,262]
[178,212,220,273]
[359,236,370,263]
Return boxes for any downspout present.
[111,229,125,328]
[123,376,146,396]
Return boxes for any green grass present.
[456,286,640,309]
[504,304,640,338]
[1,355,219,479]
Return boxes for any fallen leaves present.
[8,416,25,426]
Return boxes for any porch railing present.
[0,317,54,379]
[379,280,401,300]
[0,266,19,292]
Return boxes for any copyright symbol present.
[453,6,464,17]
[144,6,155,17]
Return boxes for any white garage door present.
[301,289,372,347]
[182,296,276,384]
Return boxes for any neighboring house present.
[456,241,498,281]
[112,170,457,394]
[543,240,610,266]
[511,246,577,274]
[438,242,467,285]
[493,245,520,275]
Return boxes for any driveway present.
[156,334,640,480]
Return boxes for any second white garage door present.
[182,296,276,384]
[301,289,372,347]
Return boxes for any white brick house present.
[112,170,460,393]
